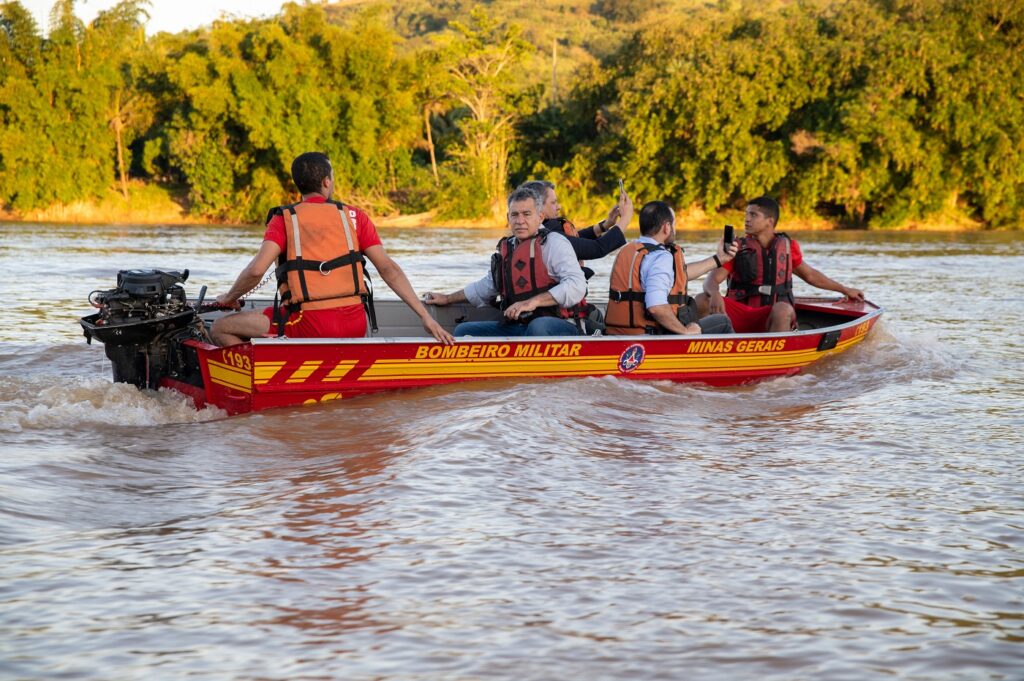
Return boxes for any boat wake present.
[0,374,224,433]
[0,342,225,432]
[747,319,960,396]
[677,319,961,411]
[0,376,224,432]
[528,319,964,426]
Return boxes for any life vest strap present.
[607,291,683,305]
[274,251,364,278]
[281,295,363,315]
[608,290,646,303]
[732,280,793,302]
[273,290,286,337]
[362,270,378,334]
[503,283,556,307]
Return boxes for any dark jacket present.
[543,217,627,261]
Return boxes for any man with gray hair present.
[518,179,627,272]
[423,186,587,337]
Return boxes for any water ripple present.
[1,226,1022,679]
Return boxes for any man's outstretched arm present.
[364,245,455,344]
[215,241,281,308]
[793,262,864,301]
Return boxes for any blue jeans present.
[454,316,581,337]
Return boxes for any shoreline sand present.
[0,198,993,232]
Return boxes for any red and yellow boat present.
[81,270,882,416]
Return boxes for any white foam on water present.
[531,321,968,422]
[0,376,224,432]
[707,322,965,414]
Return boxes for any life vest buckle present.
[318,261,332,276]
[757,284,773,295]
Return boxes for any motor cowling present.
[80,269,205,389]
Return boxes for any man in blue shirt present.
[606,201,736,335]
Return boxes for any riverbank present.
[0,184,994,231]
[0,182,215,226]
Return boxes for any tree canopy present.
[0,0,1021,227]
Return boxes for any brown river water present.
[0,222,1021,679]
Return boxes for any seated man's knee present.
[693,292,710,318]
[697,313,733,335]
[768,302,796,331]
[212,310,269,346]
[770,301,795,319]
[210,315,231,346]
[525,316,579,336]
[454,321,505,336]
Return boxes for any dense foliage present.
[0,0,1021,227]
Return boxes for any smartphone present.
[724,224,734,245]
[618,178,625,196]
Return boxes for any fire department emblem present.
[618,343,645,373]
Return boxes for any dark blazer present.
[543,217,627,261]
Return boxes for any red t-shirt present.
[263,195,382,251]
[722,235,803,274]
[262,196,383,338]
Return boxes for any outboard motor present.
[80,269,207,389]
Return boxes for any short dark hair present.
[638,200,674,236]
[507,186,543,212]
[291,152,332,194]
[518,180,555,198]
[747,196,780,226]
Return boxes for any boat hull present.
[170,297,882,416]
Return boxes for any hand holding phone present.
[719,224,737,266]
[616,182,634,230]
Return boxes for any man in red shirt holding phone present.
[698,196,864,333]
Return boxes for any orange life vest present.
[274,201,366,311]
[726,233,794,306]
[490,229,588,320]
[605,241,687,335]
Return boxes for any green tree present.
[0,0,149,210]
[615,6,831,213]
[434,8,532,219]
[0,1,40,209]
[784,0,1024,227]
[154,3,421,221]
[412,46,454,186]
[0,0,106,209]
[2,0,1022,228]
[934,0,1024,226]
[536,0,1024,228]
[86,0,148,199]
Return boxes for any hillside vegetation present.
[0,0,1021,228]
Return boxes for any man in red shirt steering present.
[211,152,453,347]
